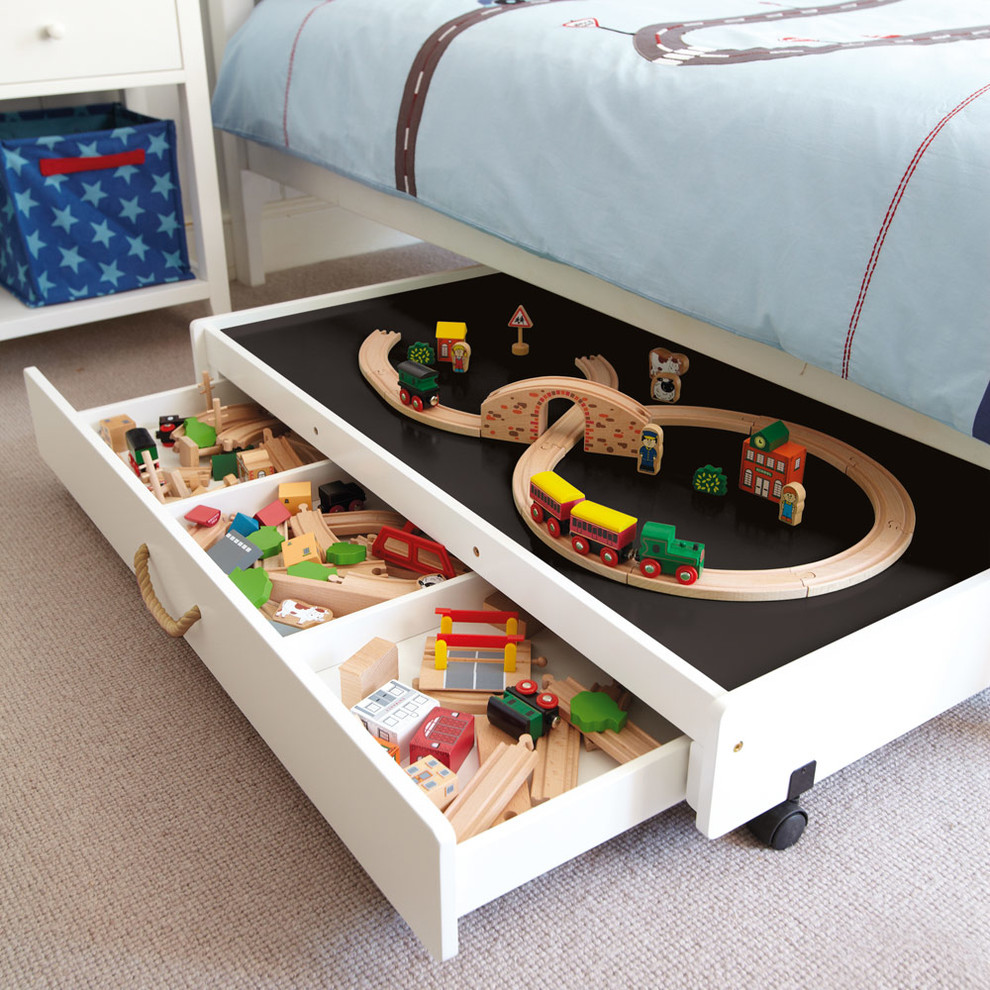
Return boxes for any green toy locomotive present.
[396,359,440,411]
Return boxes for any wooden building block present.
[405,756,458,810]
[339,637,399,710]
[444,735,537,842]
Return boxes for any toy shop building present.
[739,420,806,503]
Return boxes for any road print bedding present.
[212,0,990,444]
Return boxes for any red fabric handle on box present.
[39,149,145,176]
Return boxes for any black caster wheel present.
[747,799,808,850]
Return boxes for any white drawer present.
[0,0,182,87]
[25,366,691,961]
[186,267,990,850]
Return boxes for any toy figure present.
[637,424,663,475]
[778,482,806,526]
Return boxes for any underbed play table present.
[26,266,990,960]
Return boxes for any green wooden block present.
[183,416,217,448]
[211,450,239,481]
[247,525,284,559]
[326,542,367,566]
[287,560,337,580]
[229,567,272,608]
[570,691,628,734]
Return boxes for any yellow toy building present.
[435,321,467,364]
[278,481,312,514]
[405,755,458,809]
[281,532,321,568]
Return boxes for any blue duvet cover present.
[213,0,990,444]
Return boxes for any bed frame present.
[208,0,989,477]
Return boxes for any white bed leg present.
[235,168,277,286]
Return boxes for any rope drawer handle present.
[134,543,202,638]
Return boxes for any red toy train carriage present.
[528,471,585,538]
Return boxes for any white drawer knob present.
[43,22,66,40]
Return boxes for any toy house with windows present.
[739,420,806,504]
[351,680,439,762]
[435,321,468,364]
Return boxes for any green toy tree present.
[692,464,728,496]
[407,341,436,365]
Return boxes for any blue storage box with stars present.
[0,103,194,307]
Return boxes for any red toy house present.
[739,420,806,503]
[408,707,475,772]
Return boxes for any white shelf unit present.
[0,0,230,341]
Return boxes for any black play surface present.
[221,272,990,691]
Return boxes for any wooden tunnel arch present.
[480,377,651,456]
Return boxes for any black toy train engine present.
[486,679,560,741]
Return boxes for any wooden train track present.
[511,405,915,600]
[359,330,914,601]
[358,329,618,436]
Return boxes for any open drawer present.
[24,366,691,960]
[183,267,990,857]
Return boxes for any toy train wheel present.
[600,547,619,567]
[546,516,561,538]
[639,558,661,578]
[535,691,558,710]
[399,387,411,406]
[515,679,539,695]
[412,395,425,412]
[675,565,699,585]
[530,503,545,524]
[572,535,590,556]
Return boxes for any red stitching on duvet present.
[842,82,990,379]
[283,1,335,147]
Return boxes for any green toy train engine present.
[486,679,561,741]
[635,521,705,585]
[396,359,440,411]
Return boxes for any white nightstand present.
[0,0,230,340]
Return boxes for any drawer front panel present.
[0,1,182,86]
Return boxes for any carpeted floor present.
[2,244,988,989]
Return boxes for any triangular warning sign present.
[508,305,533,329]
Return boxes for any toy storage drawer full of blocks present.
[0,103,194,307]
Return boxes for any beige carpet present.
[2,244,988,989]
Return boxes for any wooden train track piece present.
[359,329,620,439]
[543,676,662,764]
[359,329,481,437]
[360,327,914,601]
[443,734,538,841]
[531,720,581,803]
[266,569,421,617]
[474,716,532,823]
[513,405,915,601]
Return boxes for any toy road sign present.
[508,305,533,329]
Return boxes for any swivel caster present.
[747,799,808,850]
